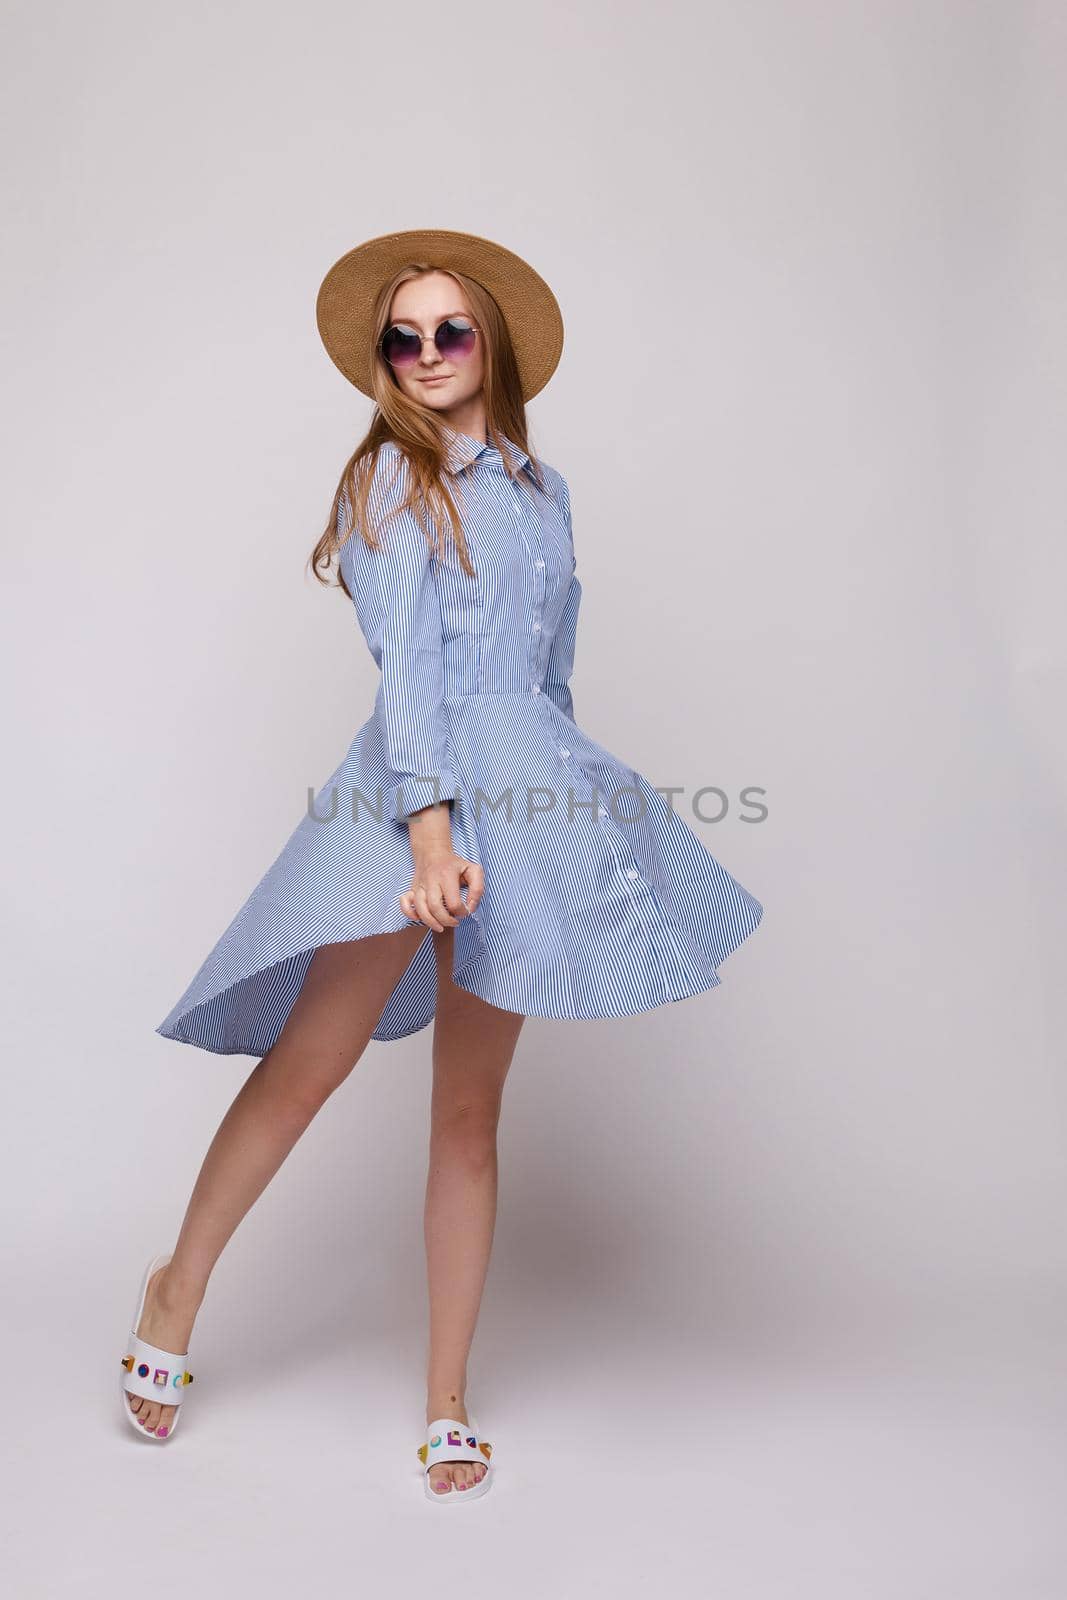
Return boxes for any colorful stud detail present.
[153,1369,169,1386]
[137,1363,150,1378]
[120,1356,134,1371]
[417,1438,492,1465]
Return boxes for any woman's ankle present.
[154,1259,207,1320]
[426,1386,468,1422]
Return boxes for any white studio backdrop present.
[2,1,1064,1595]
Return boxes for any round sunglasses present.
[378,316,481,370]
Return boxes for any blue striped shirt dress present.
[155,427,764,1055]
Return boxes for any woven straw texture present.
[316,228,564,401]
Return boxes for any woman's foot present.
[425,1394,488,1495]
[126,1262,202,1437]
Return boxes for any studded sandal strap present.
[120,1331,193,1405]
[416,1416,492,1470]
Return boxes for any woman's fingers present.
[399,882,440,930]
[414,880,450,931]
[459,859,485,913]
[399,857,481,930]
[438,863,476,923]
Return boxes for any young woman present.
[123,229,764,1501]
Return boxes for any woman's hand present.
[400,804,484,931]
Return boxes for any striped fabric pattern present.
[155,427,764,1055]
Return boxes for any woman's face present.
[383,271,485,417]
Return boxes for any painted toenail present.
[156,1426,168,1436]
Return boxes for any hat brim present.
[316,228,564,403]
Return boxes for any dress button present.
[533,621,541,631]
[535,558,545,568]
[626,868,639,880]
[559,747,569,758]
[532,684,541,695]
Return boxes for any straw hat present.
[315,228,564,403]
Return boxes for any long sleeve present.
[542,474,581,723]
[344,447,457,822]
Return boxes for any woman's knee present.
[429,1098,502,1166]
[257,1039,363,1124]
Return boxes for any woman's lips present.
[419,375,451,384]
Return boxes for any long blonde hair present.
[308,264,548,596]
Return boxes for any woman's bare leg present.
[127,926,426,1435]
[423,926,526,1493]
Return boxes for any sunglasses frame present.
[377,317,482,369]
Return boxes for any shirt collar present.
[441,425,531,479]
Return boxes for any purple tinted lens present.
[380,319,476,368]
[436,319,477,359]
[380,325,423,367]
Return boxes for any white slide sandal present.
[120,1252,194,1441]
[417,1412,494,1502]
